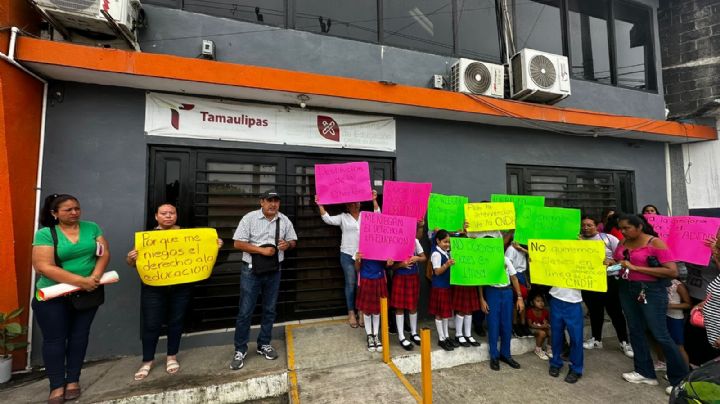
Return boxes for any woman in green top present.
[31,194,110,404]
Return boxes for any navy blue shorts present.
[666,317,684,345]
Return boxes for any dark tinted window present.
[568,0,610,83]
[457,0,501,62]
[613,1,656,90]
[513,0,563,55]
[295,0,378,42]
[383,0,454,55]
[183,0,286,26]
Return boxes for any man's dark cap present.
[261,190,281,200]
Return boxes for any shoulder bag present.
[251,219,281,275]
[50,226,105,310]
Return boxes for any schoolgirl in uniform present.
[391,222,426,351]
[354,252,392,352]
[430,230,456,351]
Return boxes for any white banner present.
[144,92,396,152]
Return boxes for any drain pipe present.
[2,26,48,371]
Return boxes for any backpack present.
[669,357,720,404]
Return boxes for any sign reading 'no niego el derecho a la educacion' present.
[145,92,396,152]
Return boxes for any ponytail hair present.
[618,213,658,237]
[39,193,79,227]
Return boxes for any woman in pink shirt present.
[614,214,688,394]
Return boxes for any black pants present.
[582,276,628,343]
[141,283,193,361]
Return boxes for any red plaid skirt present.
[452,285,480,313]
[429,287,453,318]
[391,274,419,310]
[356,277,388,314]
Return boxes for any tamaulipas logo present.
[170,103,195,130]
[317,115,340,142]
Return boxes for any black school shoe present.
[411,334,421,346]
[467,336,481,347]
[438,339,454,351]
[549,366,561,377]
[455,336,471,347]
[448,337,461,348]
[499,356,521,369]
[399,339,414,351]
[565,370,582,384]
[490,358,500,371]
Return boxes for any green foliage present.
[0,307,27,358]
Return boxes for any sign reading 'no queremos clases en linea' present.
[314,161,373,205]
[134,228,219,286]
[449,237,507,286]
[528,239,607,292]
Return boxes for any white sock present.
[455,315,464,338]
[443,319,449,340]
[396,314,405,341]
[372,314,380,336]
[409,313,418,335]
[435,319,445,340]
[464,315,473,337]
[364,314,373,336]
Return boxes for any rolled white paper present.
[38,271,120,301]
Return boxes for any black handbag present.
[251,220,281,275]
[50,226,105,310]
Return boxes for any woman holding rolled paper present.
[126,203,223,381]
[31,194,110,404]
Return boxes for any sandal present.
[166,359,180,374]
[134,364,152,381]
[349,315,359,328]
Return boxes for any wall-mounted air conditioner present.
[510,48,571,104]
[34,0,142,50]
[450,58,505,99]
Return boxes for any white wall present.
[683,121,720,209]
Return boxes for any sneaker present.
[546,349,554,359]
[374,335,383,352]
[230,351,246,370]
[367,335,376,352]
[582,338,603,350]
[622,371,659,385]
[620,341,634,358]
[654,361,667,371]
[256,344,279,360]
[534,347,549,360]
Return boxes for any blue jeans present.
[32,297,98,390]
[618,280,689,385]
[340,252,357,311]
[234,262,281,353]
[141,283,193,361]
[485,287,513,360]
[549,297,584,374]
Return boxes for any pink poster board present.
[314,162,373,205]
[645,214,720,265]
[358,212,417,261]
[382,181,432,220]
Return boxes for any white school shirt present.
[489,257,517,288]
[321,208,380,256]
[550,287,583,303]
[505,246,527,273]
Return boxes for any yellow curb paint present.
[387,361,423,403]
[286,324,300,404]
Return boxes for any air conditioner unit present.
[450,58,504,99]
[34,0,142,50]
[510,48,571,104]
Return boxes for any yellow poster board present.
[464,202,516,232]
[135,228,219,286]
[528,239,608,292]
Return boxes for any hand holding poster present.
[382,180,432,220]
[427,193,468,231]
[514,206,581,245]
[315,161,373,204]
[135,228,219,286]
[464,202,515,232]
[449,237,506,285]
[645,214,720,265]
[490,194,545,218]
[528,239,607,292]
[358,212,416,261]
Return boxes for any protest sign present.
[135,228,219,286]
[464,202,516,232]
[645,214,720,265]
[315,161,373,204]
[449,237,507,285]
[490,194,545,217]
[528,239,607,292]
[514,206,581,245]
[427,193,468,231]
[382,181,432,220]
[358,212,417,261]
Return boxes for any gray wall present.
[138,3,666,120]
[35,82,667,360]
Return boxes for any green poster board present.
[427,193,468,232]
[514,206,581,245]
[490,194,545,219]
[449,237,507,286]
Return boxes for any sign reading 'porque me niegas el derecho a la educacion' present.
[144,92,396,152]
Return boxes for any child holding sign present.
[391,223,426,351]
[430,230,456,351]
[354,253,391,352]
